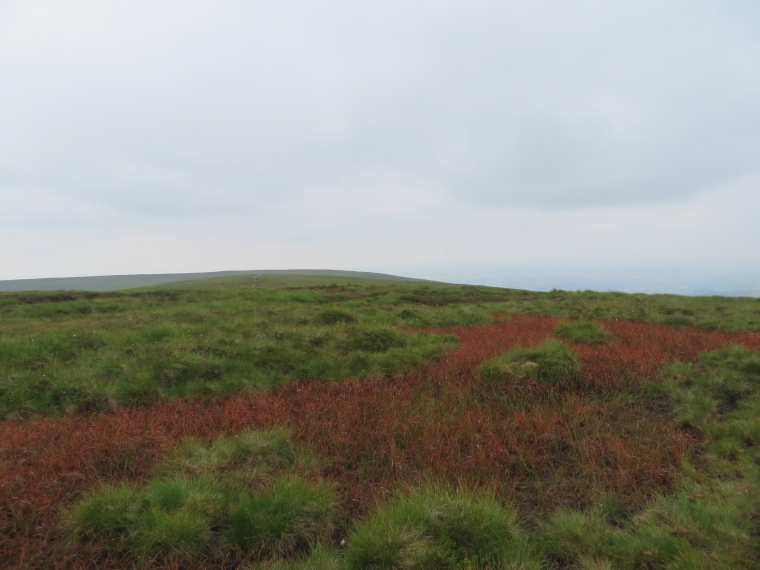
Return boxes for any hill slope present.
[0,269,434,292]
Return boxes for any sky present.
[1,0,759,293]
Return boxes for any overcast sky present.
[1,0,759,291]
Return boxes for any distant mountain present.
[0,270,432,293]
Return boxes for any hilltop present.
[0,269,434,293]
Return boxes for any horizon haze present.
[1,1,759,290]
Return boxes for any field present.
[3,275,760,569]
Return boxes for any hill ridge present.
[0,269,434,292]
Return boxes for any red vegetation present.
[578,320,760,389]
[2,316,760,569]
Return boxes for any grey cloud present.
[1,0,759,222]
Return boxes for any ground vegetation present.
[2,276,760,568]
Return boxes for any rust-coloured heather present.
[2,316,759,569]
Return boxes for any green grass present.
[3,276,760,417]
[478,339,582,386]
[554,320,614,344]
[227,477,336,555]
[0,281,475,417]
[52,305,760,569]
[532,344,760,569]
[64,482,144,545]
[133,508,213,559]
[540,509,612,566]
[164,429,300,475]
[244,544,343,570]
[343,486,533,570]
[63,430,337,563]
[9,275,760,570]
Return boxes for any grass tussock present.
[344,486,534,570]
[62,430,337,565]
[227,477,336,555]
[0,284,475,418]
[554,320,614,345]
[478,339,581,386]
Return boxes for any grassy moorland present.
[2,275,760,569]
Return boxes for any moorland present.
[3,273,760,569]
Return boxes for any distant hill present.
[0,270,434,293]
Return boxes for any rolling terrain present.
[2,275,760,569]
[0,270,434,293]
